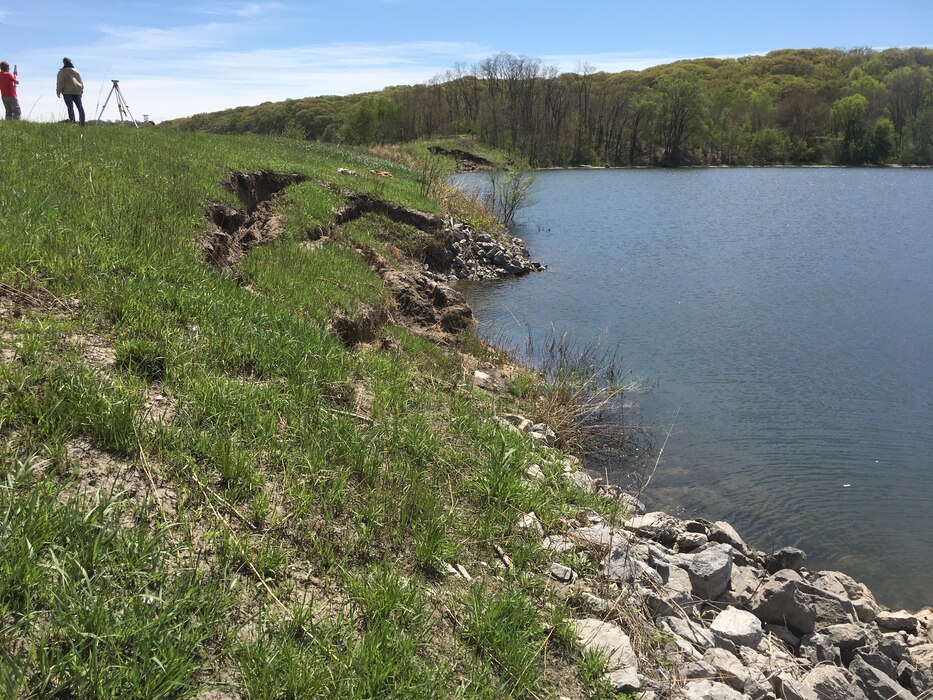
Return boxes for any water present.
[456,168,933,609]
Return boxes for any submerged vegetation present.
[0,122,642,698]
[165,47,933,166]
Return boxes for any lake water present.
[455,168,933,609]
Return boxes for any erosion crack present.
[202,170,306,271]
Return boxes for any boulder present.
[719,564,764,608]
[677,679,745,699]
[823,622,869,651]
[813,571,879,622]
[712,606,765,649]
[906,644,933,694]
[876,610,920,634]
[765,547,808,574]
[688,544,734,600]
[751,572,858,636]
[701,647,751,691]
[572,618,637,672]
[777,673,819,700]
[601,546,638,585]
[662,616,716,651]
[708,520,749,554]
[682,660,718,680]
[625,511,683,544]
[850,655,917,700]
[798,632,842,666]
[603,667,640,693]
[801,665,868,700]
[677,531,709,550]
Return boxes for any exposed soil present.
[355,244,474,337]
[428,146,495,171]
[202,170,306,271]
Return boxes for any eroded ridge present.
[203,170,306,270]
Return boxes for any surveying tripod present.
[97,80,139,128]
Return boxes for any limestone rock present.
[515,511,543,538]
[603,666,640,693]
[751,572,857,635]
[850,655,917,700]
[677,679,745,699]
[601,546,638,585]
[719,564,764,608]
[777,673,819,700]
[662,616,716,651]
[799,632,842,666]
[711,606,765,649]
[701,647,752,691]
[688,544,733,600]
[765,547,808,574]
[823,622,868,651]
[708,520,749,554]
[568,523,626,549]
[625,511,683,544]
[801,665,868,700]
[876,610,920,634]
[677,531,709,550]
[572,618,637,672]
[549,562,576,584]
[906,644,933,694]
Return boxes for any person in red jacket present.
[0,61,20,120]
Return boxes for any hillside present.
[0,123,649,698]
[163,47,933,166]
[4,123,932,700]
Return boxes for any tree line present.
[164,47,933,166]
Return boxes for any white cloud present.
[0,9,9,23]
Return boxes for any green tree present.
[655,71,708,164]
[831,94,869,163]
[866,117,896,163]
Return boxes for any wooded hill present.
[165,47,933,166]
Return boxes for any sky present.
[1,1,931,123]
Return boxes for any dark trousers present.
[2,95,20,120]
[63,94,85,125]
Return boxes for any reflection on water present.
[456,168,933,609]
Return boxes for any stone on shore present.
[677,679,745,699]
[849,655,917,699]
[625,511,683,545]
[708,520,749,554]
[765,546,808,574]
[711,606,764,648]
[801,665,868,700]
[572,618,637,672]
[751,570,857,635]
[876,610,920,634]
[688,544,733,600]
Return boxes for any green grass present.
[0,121,623,698]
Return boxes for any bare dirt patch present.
[202,170,307,271]
[355,244,473,338]
[62,439,179,521]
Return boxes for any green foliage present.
[166,46,933,166]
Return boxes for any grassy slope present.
[0,123,627,699]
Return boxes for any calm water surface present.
[456,168,933,609]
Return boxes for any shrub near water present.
[0,122,621,698]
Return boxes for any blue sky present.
[2,1,931,122]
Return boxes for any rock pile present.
[498,411,933,699]
[555,505,932,699]
[444,218,545,281]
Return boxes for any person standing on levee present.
[56,57,85,125]
[0,61,20,120]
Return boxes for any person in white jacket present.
[56,57,85,125]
